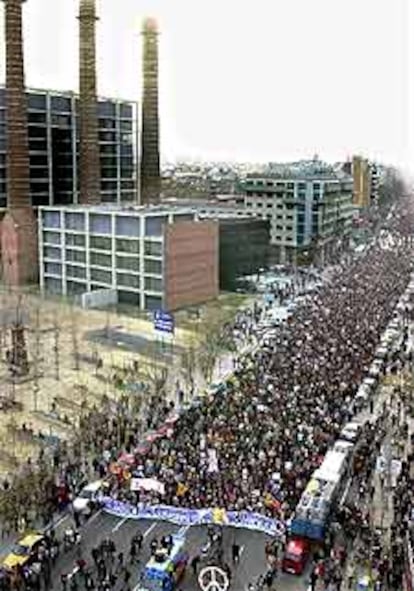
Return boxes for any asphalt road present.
[46,510,309,591]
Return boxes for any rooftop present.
[39,204,195,216]
[246,159,351,181]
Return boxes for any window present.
[65,234,85,247]
[120,120,133,132]
[90,268,112,284]
[90,235,111,250]
[99,118,116,129]
[65,212,85,231]
[144,259,162,275]
[44,262,62,275]
[144,241,162,257]
[44,246,61,260]
[101,180,117,191]
[43,231,60,245]
[116,255,140,272]
[101,169,117,180]
[45,277,62,294]
[99,131,116,142]
[120,144,133,156]
[28,112,46,124]
[90,214,111,234]
[90,252,112,268]
[43,211,61,228]
[98,101,116,117]
[120,103,132,119]
[66,265,86,279]
[144,276,162,292]
[116,273,140,289]
[51,114,71,127]
[51,96,71,112]
[145,295,162,311]
[116,216,140,237]
[66,281,86,296]
[27,93,46,110]
[65,249,86,263]
[116,239,139,254]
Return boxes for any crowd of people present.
[110,214,413,528]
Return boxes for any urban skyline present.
[0,0,412,172]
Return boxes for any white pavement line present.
[239,545,245,558]
[111,516,128,533]
[176,525,190,536]
[53,514,69,529]
[143,522,157,538]
[88,508,103,525]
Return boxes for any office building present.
[242,161,354,264]
[38,205,219,311]
[0,87,138,209]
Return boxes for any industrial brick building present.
[0,86,138,209]
[38,205,219,311]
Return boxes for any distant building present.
[242,161,354,264]
[352,155,371,208]
[38,205,218,311]
[218,218,270,290]
[0,87,138,209]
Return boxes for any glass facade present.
[0,87,137,208]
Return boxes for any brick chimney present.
[140,17,161,204]
[1,0,38,287]
[78,0,101,205]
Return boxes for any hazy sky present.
[0,0,412,170]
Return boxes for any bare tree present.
[180,340,198,398]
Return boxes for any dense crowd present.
[111,216,413,526]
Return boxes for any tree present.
[179,339,198,397]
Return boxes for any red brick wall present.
[164,220,219,311]
[1,208,38,286]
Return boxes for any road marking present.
[53,514,69,529]
[88,509,103,525]
[111,516,128,532]
[143,522,157,538]
[239,545,245,558]
[176,525,190,537]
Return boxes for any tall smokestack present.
[1,0,38,286]
[140,17,161,204]
[78,0,100,205]
[4,0,30,209]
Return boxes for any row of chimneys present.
[4,0,160,211]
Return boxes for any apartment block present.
[242,161,354,264]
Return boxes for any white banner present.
[130,478,165,495]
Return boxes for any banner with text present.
[102,497,285,537]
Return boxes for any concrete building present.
[38,205,219,311]
[0,87,138,209]
[242,161,354,264]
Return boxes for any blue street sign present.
[153,309,175,334]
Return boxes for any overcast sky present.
[0,0,412,170]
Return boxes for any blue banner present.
[102,498,285,537]
[153,310,174,334]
